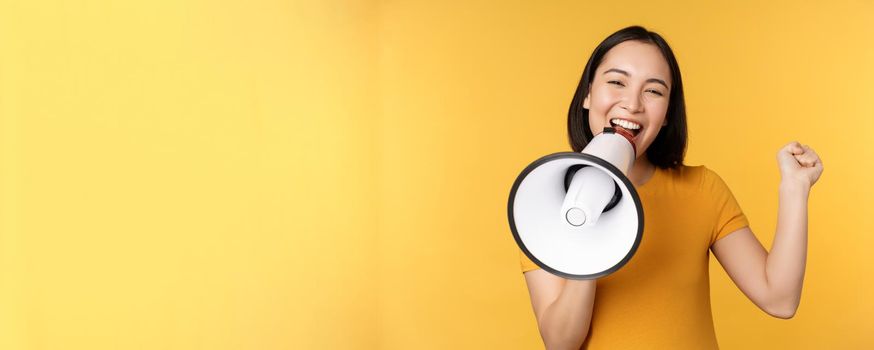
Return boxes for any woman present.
[520,26,823,349]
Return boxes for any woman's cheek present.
[594,91,617,117]
[646,102,669,125]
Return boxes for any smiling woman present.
[569,27,688,178]
[518,25,823,349]
[583,41,674,180]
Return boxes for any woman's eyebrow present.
[603,68,669,89]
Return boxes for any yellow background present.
[1,0,871,349]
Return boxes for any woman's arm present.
[523,269,596,349]
[711,141,823,318]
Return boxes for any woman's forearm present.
[764,180,810,317]
[538,279,597,350]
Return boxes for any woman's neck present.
[627,156,656,187]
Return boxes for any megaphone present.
[508,127,643,280]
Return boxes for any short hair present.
[567,25,687,169]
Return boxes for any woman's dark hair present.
[568,25,687,169]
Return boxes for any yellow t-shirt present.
[520,165,749,349]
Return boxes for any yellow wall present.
[0,0,378,349]
[1,0,872,349]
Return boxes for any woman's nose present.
[621,91,643,113]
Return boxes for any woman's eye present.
[647,89,664,96]
[608,80,624,86]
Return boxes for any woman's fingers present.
[780,142,817,167]
[778,141,824,187]
[793,154,815,167]
[793,145,821,167]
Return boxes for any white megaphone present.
[508,127,643,279]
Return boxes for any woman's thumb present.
[782,141,804,155]
[777,141,803,166]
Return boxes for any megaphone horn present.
[508,127,644,280]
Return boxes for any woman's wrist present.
[779,179,810,198]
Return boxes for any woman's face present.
[584,40,672,159]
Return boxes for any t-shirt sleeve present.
[705,167,750,245]
[519,249,540,273]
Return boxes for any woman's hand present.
[777,141,823,190]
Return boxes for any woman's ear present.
[583,84,591,109]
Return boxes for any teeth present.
[610,118,641,130]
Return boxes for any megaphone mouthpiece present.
[602,126,638,155]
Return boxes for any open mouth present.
[610,118,642,138]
